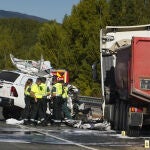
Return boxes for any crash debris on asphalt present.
[64,118,111,131]
[6,116,111,131]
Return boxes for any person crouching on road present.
[39,77,50,126]
[23,78,33,125]
[51,76,63,122]
[30,77,44,125]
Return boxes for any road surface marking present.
[19,125,99,150]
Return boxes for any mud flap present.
[126,112,143,137]
[128,112,143,127]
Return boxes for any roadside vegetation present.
[0,0,150,96]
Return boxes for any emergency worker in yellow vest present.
[39,77,50,124]
[62,83,72,119]
[23,78,33,125]
[30,77,43,125]
[51,76,63,121]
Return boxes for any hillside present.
[0,10,49,22]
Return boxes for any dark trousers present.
[62,99,72,119]
[30,99,44,122]
[23,95,33,120]
[53,96,62,120]
[42,98,47,119]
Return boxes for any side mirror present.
[92,62,98,81]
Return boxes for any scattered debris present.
[6,118,24,125]
[65,118,111,131]
[6,117,111,131]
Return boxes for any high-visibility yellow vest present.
[40,83,50,97]
[62,86,68,99]
[24,85,31,96]
[31,83,42,99]
[40,83,47,96]
[52,83,63,96]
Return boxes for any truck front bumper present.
[0,97,14,107]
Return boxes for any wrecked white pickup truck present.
[0,54,79,120]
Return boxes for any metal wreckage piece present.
[65,119,111,131]
[65,89,111,131]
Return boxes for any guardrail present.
[78,96,103,115]
[78,95,103,105]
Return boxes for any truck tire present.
[114,102,120,130]
[2,106,22,120]
[122,102,127,130]
[119,101,124,131]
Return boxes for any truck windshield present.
[0,71,19,82]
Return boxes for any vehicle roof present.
[1,70,37,77]
[104,24,150,33]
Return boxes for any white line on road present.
[18,125,99,150]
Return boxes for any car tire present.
[2,106,22,120]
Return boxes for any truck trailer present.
[100,24,150,136]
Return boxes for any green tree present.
[34,21,66,68]
[61,0,109,96]
[0,27,15,69]
[109,0,150,26]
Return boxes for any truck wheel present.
[122,102,127,130]
[119,101,124,131]
[114,102,120,130]
[2,106,22,120]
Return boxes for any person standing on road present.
[51,76,63,122]
[30,77,44,125]
[62,83,72,120]
[23,78,33,125]
[39,77,50,125]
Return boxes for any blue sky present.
[0,0,80,23]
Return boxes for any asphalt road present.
[0,121,149,149]
[0,107,150,150]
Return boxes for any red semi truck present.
[100,25,150,136]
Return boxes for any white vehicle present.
[0,55,53,119]
[0,70,37,119]
[0,70,78,120]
